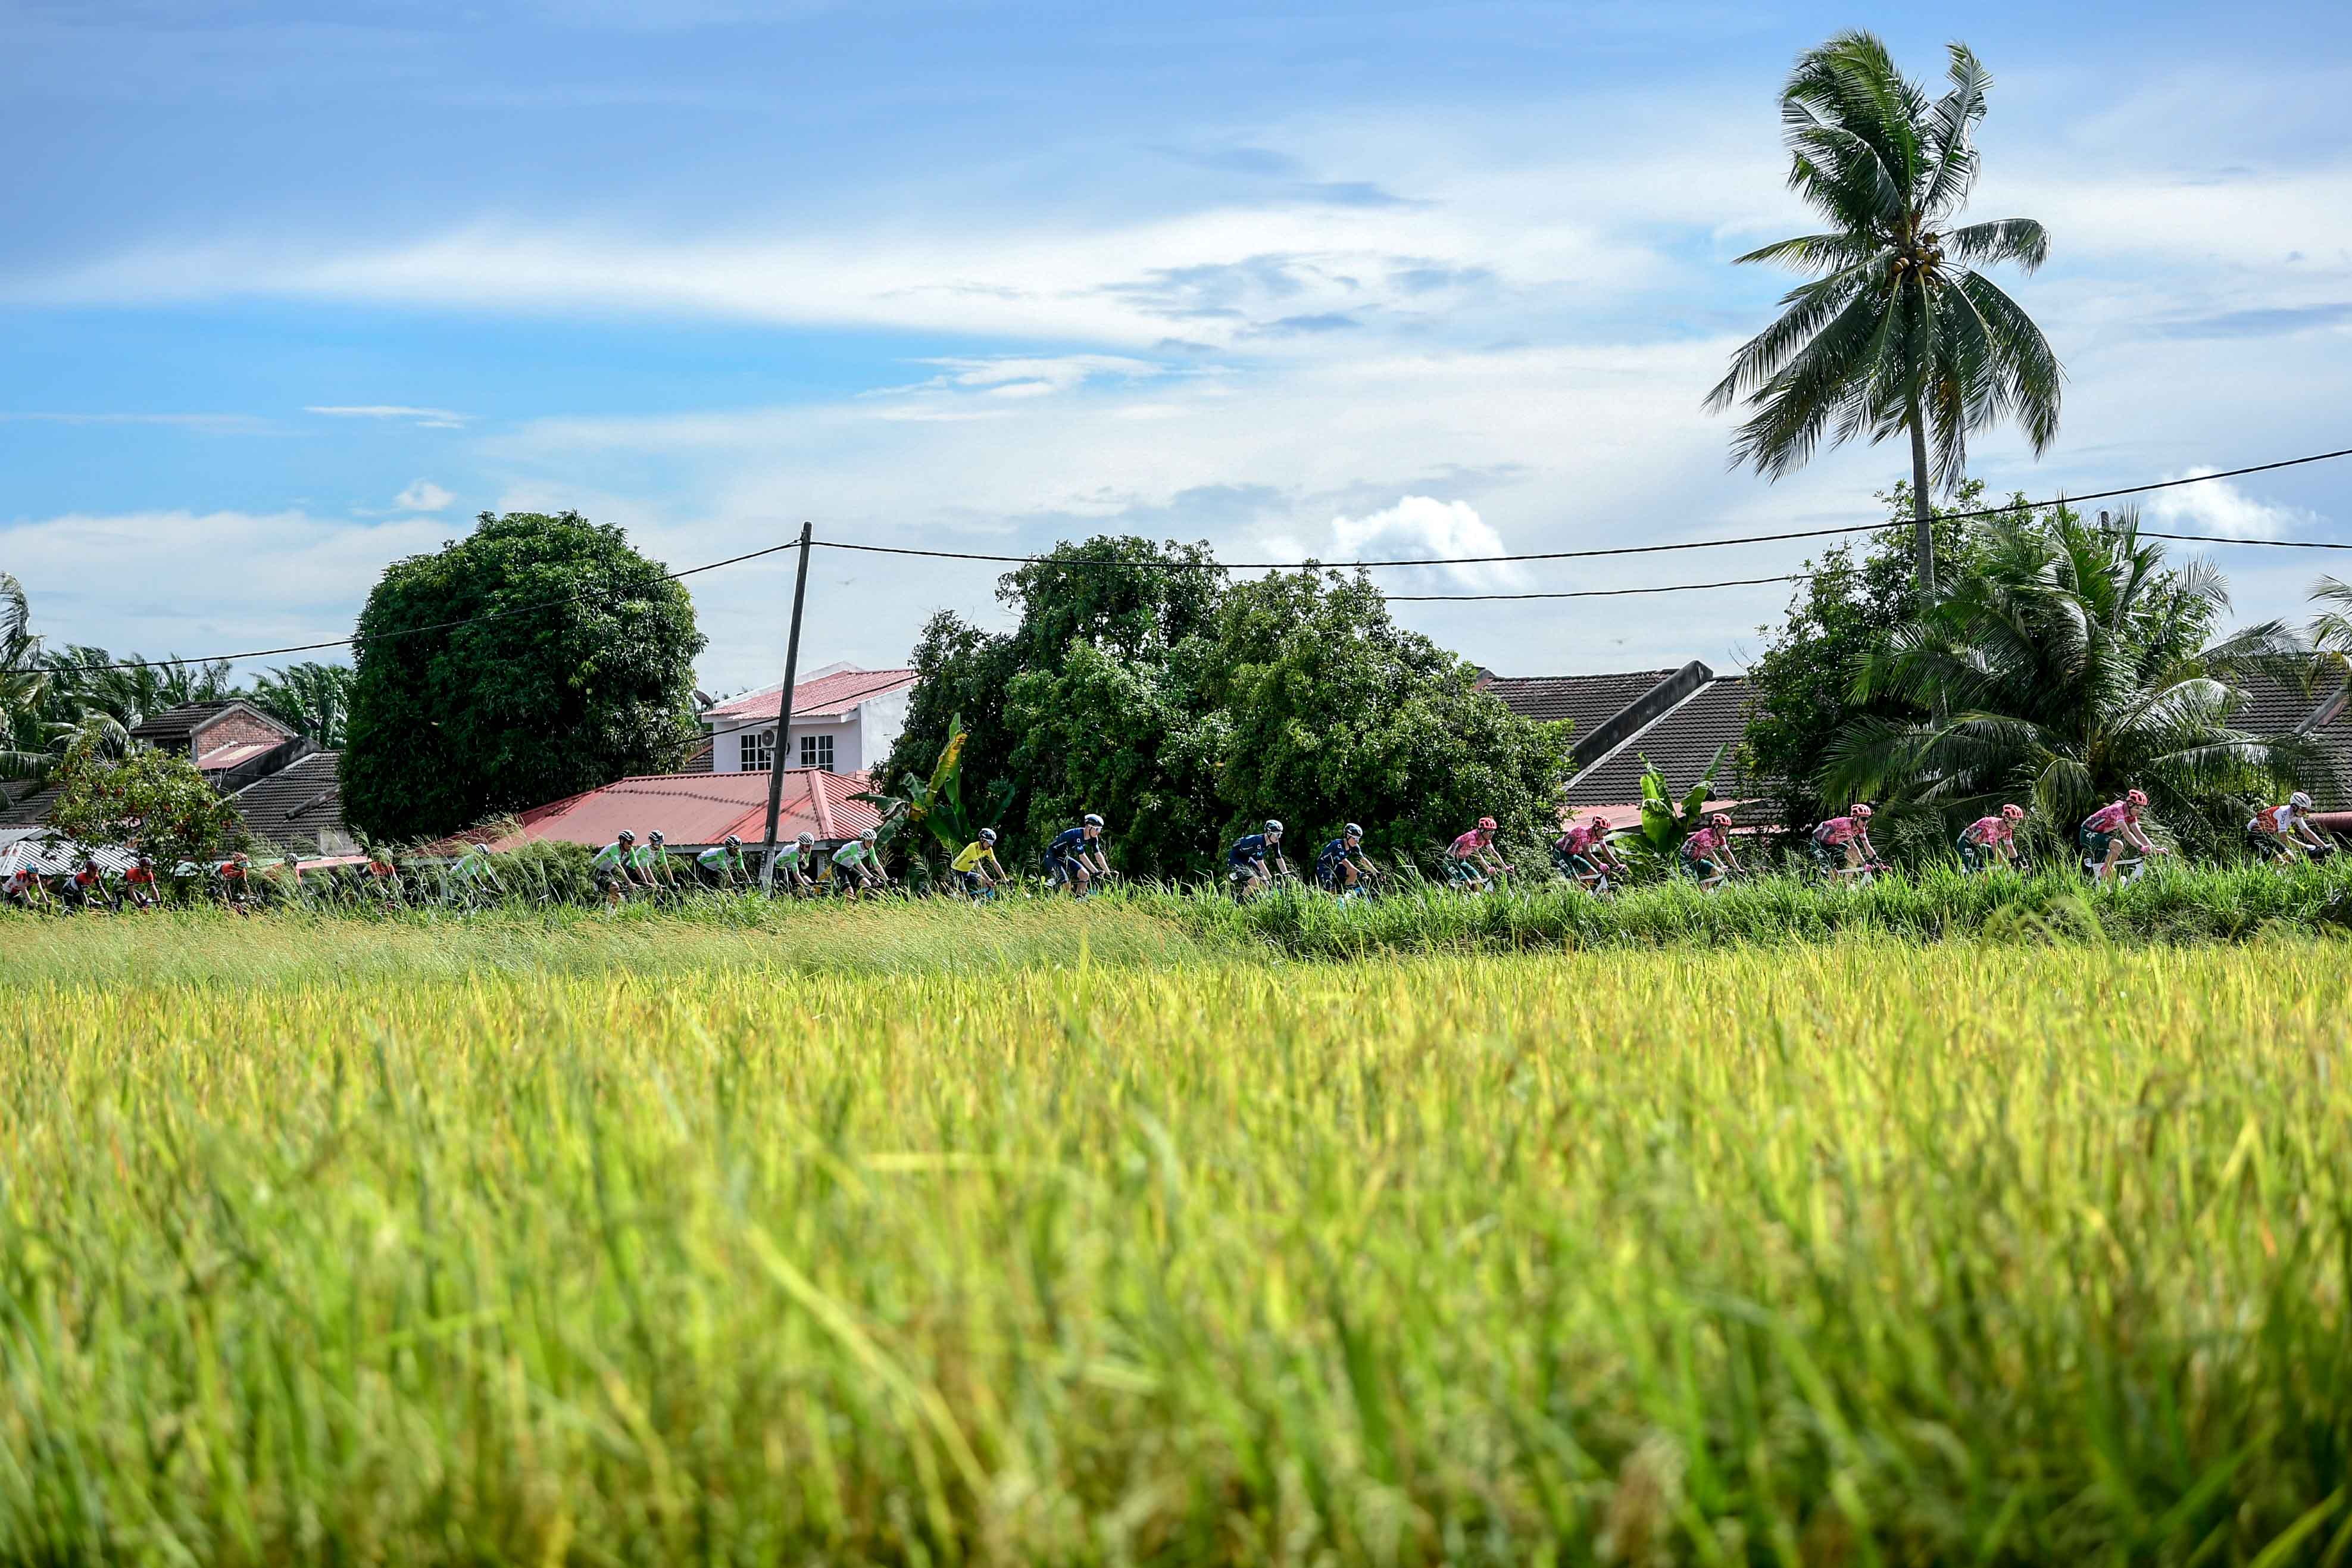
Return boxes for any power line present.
[1387,573,1807,602]
[812,441,2352,571]
[13,539,800,676]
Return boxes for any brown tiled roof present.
[0,782,63,827]
[677,738,715,774]
[125,700,263,746]
[1565,677,1766,807]
[231,752,349,854]
[2234,673,2352,807]
[1479,669,1677,735]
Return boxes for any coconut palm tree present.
[2307,576,2352,697]
[0,573,51,779]
[249,661,357,747]
[1822,509,2320,845]
[1707,31,2062,592]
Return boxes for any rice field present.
[3,911,2348,1565]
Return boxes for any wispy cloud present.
[306,405,468,429]
[393,479,456,512]
[2144,470,2323,541]
[0,411,270,434]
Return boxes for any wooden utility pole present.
[758,523,815,889]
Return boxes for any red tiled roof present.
[486,768,882,851]
[196,740,277,771]
[704,667,918,724]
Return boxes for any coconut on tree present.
[1707,31,2062,592]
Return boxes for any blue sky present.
[7,0,2352,694]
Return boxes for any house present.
[697,663,918,780]
[481,767,883,856]
[1479,661,1775,822]
[0,699,357,855]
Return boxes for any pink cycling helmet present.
[2001,803,2025,822]
[2126,788,2148,807]
[1709,812,1731,828]
[1851,802,1874,819]
[1477,816,1497,831]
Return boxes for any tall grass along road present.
[3,920,2345,1564]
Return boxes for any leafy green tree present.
[43,732,249,865]
[1741,480,1992,832]
[342,511,705,842]
[883,538,1572,878]
[249,661,357,746]
[1707,30,2061,591]
[1823,508,2316,856]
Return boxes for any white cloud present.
[1328,495,1528,588]
[306,405,468,429]
[2142,469,2323,540]
[393,479,456,513]
[0,411,270,434]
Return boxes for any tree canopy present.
[882,537,1573,877]
[1708,31,2059,589]
[44,732,249,866]
[342,511,705,842]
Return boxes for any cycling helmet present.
[1083,813,1104,827]
[1851,803,1874,820]
[860,827,877,842]
[648,830,665,844]
[796,832,815,847]
[2001,803,2026,822]
[2125,788,2148,807]
[2291,791,2313,810]
[1264,819,1283,836]
[1709,812,1731,828]
[1344,822,1363,838]
[980,827,997,844]
[724,835,741,849]
[618,829,636,844]
[1478,816,1497,831]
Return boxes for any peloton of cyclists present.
[1958,804,2027,873]
[1227,820,1289,898]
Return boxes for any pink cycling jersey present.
[1448,829,1489,857]
[2083,801,2137,833]
[1682,827,1724,857]
[1814,816,1863,847]
[1963,816,2012,846]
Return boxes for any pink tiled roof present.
[485,768,882,851]
[704,667,918,724]
[196,740,277,771]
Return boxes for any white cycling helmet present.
[1344,822,1363,838]
[617,829,636,844]
[796,832,815,848]
[980,827,997,844]
[1264,819,1283,836]
[1083,813,1105,827]
[860,827,877,842]
[724,835,741,848]
[648,830,665,844]
[2291,791,2314,810]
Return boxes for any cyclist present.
[1445,816,1510,893]
[831,827,888,897]
[213,851,252,913]
[632,830,681,898]
[1679,812,1742,891]
[2081,789,2166,883]
[123,852,160,910]
[951,828,1007,898]
[3,859,45,910]
[2247,791,2328,867]
[447,841,502,905]
[1227,820,1289,898]
[1810,804,1880,883]
[1554,814,1624,895]
[1044,813,1111,897]
[695,835,752,892]
[363,849,405,908]
[591,829,642,907]
[1314,823,1378,897]
[1958,804,2027,873]
[767,832,818,896]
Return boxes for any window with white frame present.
[800,733,835,770]
[741,728,775,772]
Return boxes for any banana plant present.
[1629,743,1729,866]
[855,712,1015,858]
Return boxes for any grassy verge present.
[3,936,2347,1564]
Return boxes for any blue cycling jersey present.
[1315,836,1353,870]
[1047,826,1090,861]
[1229,833,1275,865]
